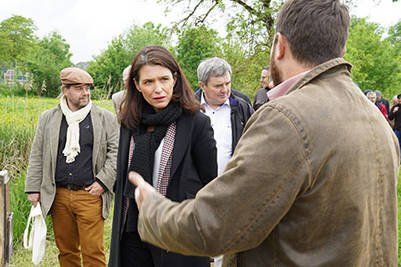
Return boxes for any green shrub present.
[0,83,34,97]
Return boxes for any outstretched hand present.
[128,171,156,209]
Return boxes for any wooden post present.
[0,170,11,267]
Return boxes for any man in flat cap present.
[25,67,118,266]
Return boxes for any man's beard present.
[269,47,283,86]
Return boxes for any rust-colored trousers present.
[51,188,106,267]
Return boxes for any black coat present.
[109,111,217,267]
[389,103,401,130]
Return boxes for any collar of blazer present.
[49,104,102,179]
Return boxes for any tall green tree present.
[87,35,129,96]
[176,25,222,88]
[125,22,171,56]
[345,17,401,97]
[0,15,37,66]
[161,0,284,53]
[26,32,72,96]
[219,42,268,98]
[87,22,171,96]
[387,20,401,48]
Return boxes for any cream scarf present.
[60,95,92,163]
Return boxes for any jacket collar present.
[50,104,101,178]
[268,58,352,101]
[199,90,232,109]
[267,71,308,101]
[195,89,239,108]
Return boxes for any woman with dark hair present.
[109,46,217,267]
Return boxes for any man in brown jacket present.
[25,67,118,267]
[129,0,399,266]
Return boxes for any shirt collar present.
[267,71,309,101]
[201,91,230,109]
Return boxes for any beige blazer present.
[111,90,126,116]
[25,104,119,219]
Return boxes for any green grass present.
[1,96,400,265]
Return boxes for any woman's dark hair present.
[120,46,200,129]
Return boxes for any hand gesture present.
[128,171,156,209]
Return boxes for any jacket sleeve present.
[25,112,47,193]
[192,114,217,185]
[137,104,311,256]
[95,111,119,192]
[246,102,255,118]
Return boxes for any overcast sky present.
[1,0,401,63]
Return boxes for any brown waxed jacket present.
[137,58,399,266]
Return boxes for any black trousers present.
[120,231,210,267]
[120,231,154,267]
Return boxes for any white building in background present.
[2,68,29,86]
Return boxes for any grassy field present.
[1,96,400,265]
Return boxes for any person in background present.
[367,91,388,119]
[195,57,254,176]
[376,90,390,114]
[389,94,401,152]
[194,57,253,267]
[129,0,399,266]
[253,67,274,110]
[25,67,118,267]
[108,46,217,267]
[112,65,131,116]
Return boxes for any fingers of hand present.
[128,171,144,187]
[90,188,99,195]
[135,187,142,207]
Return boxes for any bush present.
[0,83,34,97]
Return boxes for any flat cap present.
[60,67,93,85]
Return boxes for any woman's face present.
[135,64,176,112]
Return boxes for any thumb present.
[128,171,144,187]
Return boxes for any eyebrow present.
[142,75,171,81]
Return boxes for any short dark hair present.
[276,0,350,66]
[120,46,199,129]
